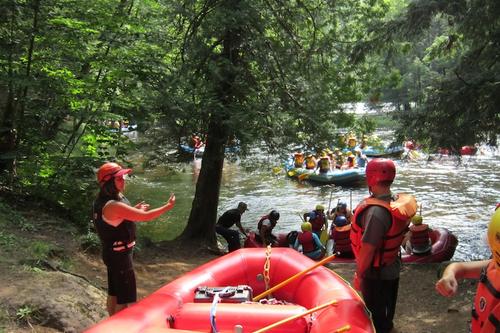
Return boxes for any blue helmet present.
[334,215,348,227]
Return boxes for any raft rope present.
[209,287,230,333]
[264,245,272,293]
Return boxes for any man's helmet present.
[97,162,132,186]
[301,222,312,232]
[337,201,347,210]
[488,209,500,269]
[334,215,348,227]
[269,210,280,221]
[365,158,396,187]
[315,204,325,211]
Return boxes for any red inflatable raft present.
[85,248,375,333]
[244,228,457,264]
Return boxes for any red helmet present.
[365,158,396,187]
[97,162,132,185]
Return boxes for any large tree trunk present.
[179,0,242,248]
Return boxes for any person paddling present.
[93,162,175,316]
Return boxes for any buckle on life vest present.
[112,240,136,252]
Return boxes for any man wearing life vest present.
[303,204,328,238]
[257,210,280,246]
[436,208,500,333]
[328,200,353,224]
[304,153,317,170]
[316,153,331,174]
[351,158,417,333]
[346,151,356,168]
[330,216,354,258]
[404,215,432,255]
[293,151,305,168]
[294,222,325,260]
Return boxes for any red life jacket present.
[350,194,417,267]
[298,231,315,253]
[409,224,431,248]
[331,225,352,254]
[472,261,500,333]
[309,211,326,232]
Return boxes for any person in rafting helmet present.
[93,162,176,316]
[303,204,328,238]
[351,158,417,333]
[328,200,353,224]
[436,209,500,332]
[258,210,280,246]
[293,222,325,260]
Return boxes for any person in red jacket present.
[436,208,500,333]
[404,215,432,255]
[351,158,417,333]
[293,222,325,260]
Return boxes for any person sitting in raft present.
[435,209,500,333]
[294,222,325,260]
[93,162,176,316]
[327,150,337,169]
[335,151,344,169]
[304,153,317,170]
[257,210,280,246]
[293,150,305,168]
[303,204,328,238]
[316,153,331,174]
[189,134,204,149]
[215,202,250,253]
[404,215,432,255]
[328,200,353,224]
[354,147,368,168]
[330,216,354,258]
[346,151,356,168]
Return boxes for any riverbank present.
[0,202,477,333]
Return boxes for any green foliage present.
[15,305,40,325]
[79,231,100,253]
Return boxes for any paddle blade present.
[298,173,310,181]
[320,229,329,245]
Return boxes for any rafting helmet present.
[269,210,280,221]
[97,162,132,186]
[301,222,312,232]
[315,204,325,211]
[366,158,396,187]
[334,216,348,227]
[412,215,423,225]
[488,209,500,269]
[337,201,347,211]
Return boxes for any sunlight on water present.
[125,147,499,261]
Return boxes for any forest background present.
[0,0,499,253]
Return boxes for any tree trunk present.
[179,0,243,248]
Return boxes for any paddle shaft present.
[251,300,338,333]
[252,254,336,301]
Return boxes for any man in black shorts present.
[215,202,249,252]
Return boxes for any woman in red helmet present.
[93,162,175,316]
[351,158,417,333]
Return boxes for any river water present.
[124,144,499,262]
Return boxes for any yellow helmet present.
[488,209,500,268]
[301,222,312,232]
[411,215,423,225]
[315,204,325,211]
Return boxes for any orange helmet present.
[97,162,132,185]
[366,158,396,187]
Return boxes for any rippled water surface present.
[126,148,499,261]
